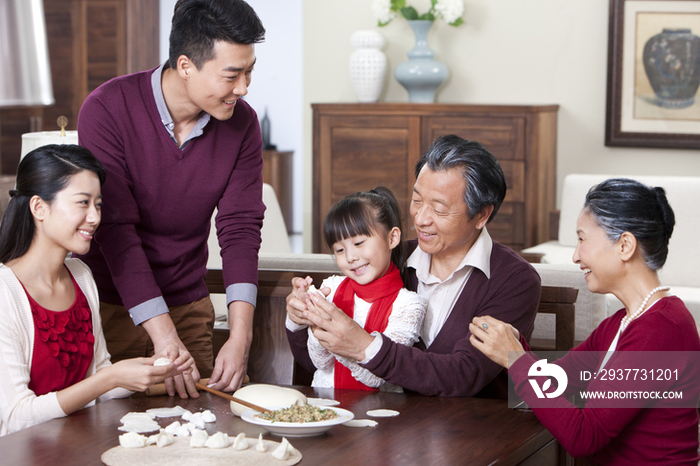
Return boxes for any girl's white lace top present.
[308,275,426,392]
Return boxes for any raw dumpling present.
[230,384,307,416]
[204,431,231,449]
[201,410,216,423]
[155,430,174,447]
[256,433,267,452]
[188,416,206,430]
[119,432,148,448]
[163,421,180,434]
[232,432,249,451]
[271,437,296,461]
[153,357,171,366]
[189,429,208,448]
[163,421,190,437]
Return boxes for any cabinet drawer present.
[487,202,524,248]
[425,117,525,160]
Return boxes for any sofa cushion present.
[532,263,606,342]
[543,174,700,288]
[525,244,700,334]
[605,286,700,325]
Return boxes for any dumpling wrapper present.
[366,409,399,417]
[204,431,231,449]
[153,357,171,366]
[256,433,267,452]
[120,412,156,423]
[189,429,208,448]
[271,437,297,461]
[307,397,340,407]
[233,432,249,451]
[118,417,161,433]
[343,419,378,427]
[146,406,188,418]
[119,432,148,448]
[230,384,307,416]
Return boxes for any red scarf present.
[332,262,403,390]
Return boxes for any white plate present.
[241,406,354,437]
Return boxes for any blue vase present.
[394,20,449,103]
[643,28,700,108]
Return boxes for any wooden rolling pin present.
[195,382,272,413]
[145,375,250,396]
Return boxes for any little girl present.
[0,145,193,435]
[305,187,425,391]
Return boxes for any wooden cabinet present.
[0,0,159,174]
[0,107,43,174]
[312,103,558,253]
[262,150,294,233]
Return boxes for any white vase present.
[349,30,387,103]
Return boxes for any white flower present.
[371,0,396,25]
[434,0,465,25]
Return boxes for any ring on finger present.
[482,322,489,330]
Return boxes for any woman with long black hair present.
[0,145,193,435]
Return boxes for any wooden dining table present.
[0,386,559,466]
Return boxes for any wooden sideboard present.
[312,103,559,253]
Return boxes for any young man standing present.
[77,0,266,398]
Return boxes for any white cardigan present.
[0,259,130,436]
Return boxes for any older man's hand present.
[304,293,375,362]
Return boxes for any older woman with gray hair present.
[471,178,700,465]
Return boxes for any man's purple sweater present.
[77,68,264,321]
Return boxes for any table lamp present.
[21,116,78,159]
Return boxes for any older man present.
[286,135,541,397]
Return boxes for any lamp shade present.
[21,131,78,159]
[0,0,54,107]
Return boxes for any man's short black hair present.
[169,0,265,69]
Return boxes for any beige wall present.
[302,0,700,251]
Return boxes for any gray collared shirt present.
[151,62,211,149]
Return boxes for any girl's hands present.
[469,316,525,369]
[286,276,330,327]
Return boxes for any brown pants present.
[99,297,215,378]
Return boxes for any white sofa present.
[249,252,604,347]
[205,182,604,343]
[208,183,292,317]
[522,174,700,323]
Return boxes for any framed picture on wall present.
[606,0,700,148]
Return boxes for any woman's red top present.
[24,273,94,396]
